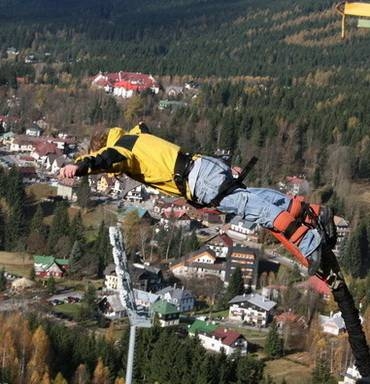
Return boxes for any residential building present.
[156,285,195,312]
[99,294,126,319]
[228,293,277,327]
[57,178,79,200]
[151,300,180,327]
[319,311,346,336]
[33,255,70,278]
[188,320,248,355]
[205,233,233,258]
[170,247,226,281]
[26,124,43,137]
[338,365,362,384]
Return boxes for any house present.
[104,264,118,292]
[227,216,259,242]
[134,289,160,310]
[131,263,164,292]
[26,124,43,137]
[9,135,39,152]
[160,209,192,231]
[104,262,163,293]
[156,285,195,312]
[188,320,248,355]
[19,166,38,183]
[158,99,187,110]
[98,294,126,319]
[319,311,346,335]
[33,255,70,278]
[338,364,362,384]
[151,300,180,327]
[188,319,219,337]
[32,143,59,164]
[170,247,227,282]
[57,178,79,200]
[200,207,226,226]
[228,293,277,327]
[205,233,233,258]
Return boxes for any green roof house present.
[33,255,69,278]
[151,299,180,327]
[188,319,219,337]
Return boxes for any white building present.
[228,293,277,327]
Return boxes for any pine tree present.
[235,354,265,384]
[311,357,336,384]
[47,202,70,255]
[76,176,90,209]
[69,240,83,276]
[223,266,245,305]
[264,321,283,359]
[70,211,85,245]
[27,204,48,253]
[93,221,111,278]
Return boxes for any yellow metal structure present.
[336,2,370,37]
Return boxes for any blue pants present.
[192,156,321,257]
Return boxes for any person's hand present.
[59,164,79,179]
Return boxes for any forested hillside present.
[0,0,369,78]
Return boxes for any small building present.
[319,311,346,336]
[228,293,277,327]
[57,178,79,201]
[26,124,43,137]
[151,300,180,327]
[99,294,126,319]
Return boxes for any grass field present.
[0,251,33,277]
[265,353,313,384]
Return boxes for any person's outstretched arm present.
[59,147,126,178]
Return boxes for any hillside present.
[0,0,369,78]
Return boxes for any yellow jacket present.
[76,124,189,197]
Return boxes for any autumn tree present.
[73,364,90,384]
[27,326,50,384]
[92,357,110,384]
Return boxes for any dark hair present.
[89,130,108,152]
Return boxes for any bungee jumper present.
[59,122,370,380]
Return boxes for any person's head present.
[89,129,108,152]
